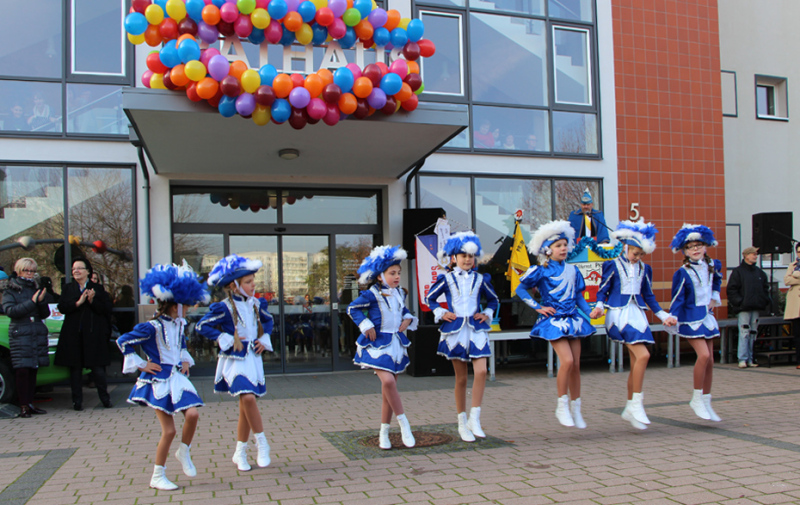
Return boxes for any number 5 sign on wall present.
[629,203,643,222]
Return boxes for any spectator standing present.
[784,243,800,369]
[727,246,770,368]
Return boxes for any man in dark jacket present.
[727,246,770,368]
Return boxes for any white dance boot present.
[555,395,575,427]
[379,423,392,450]
[150,465,178,491]
[689,389,711,420]
[457,412,475,442]
[254,432,271,467]
[174,443,196,477]
[466,407,486,438]
[621,400,647,430]
[396,414,415,448]
[629,392,650,425]
[703,394,722,422]
[570,398,587,429]
[232,441,251,471]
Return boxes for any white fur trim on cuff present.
[404,315,419,332]
[358,319,375,334]
[180,350,195,367]
[655,310,669,322]
[258,335,274,352]
[218,333,234,352]
[482,309,494,320]
[594,301,605,311]
[432,307,447,323]
[123,353,147,374]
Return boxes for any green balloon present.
[414,82,424,95]
[342,8,361,27]
[237,0,256,15]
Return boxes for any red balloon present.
[92,240,107,254]
[217,20,235,36]
[132,0,151,14]
[400,93,418,111]
[234,14,253,37]
[159,18,179,40]
[186,82,202,102]
[220,75,241,97]
[289,108,307,129]
[315,7,334,26]
[208,88,223,108]
[163,70,179,90]
[362,63,382,87]
[381,96,397,115]
[417,39,436,57]
[255,85,276,106]
[290,73,305,88]
[402,41,420,61]
[322,83,341,103]
[353,98,369,119]
[375,62,389,76]
[146,52,168,74]
[403,73,422,92]
[178,17,198,36]
[323,103,340,125]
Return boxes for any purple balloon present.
[286,0,300,12]
[235,93,256,116]
[367,8,387,28]
[328,0,346,18]
[367,88,387,110]
[288,87,311,109]
[200,47,220,67]
[197,21,220,44]
[306,98,327,120]
[208,54,230,81]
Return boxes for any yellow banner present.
[507,220,530,294]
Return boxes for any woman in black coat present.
[1,258,52,418]
[54,258,113,410]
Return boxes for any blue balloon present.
[268,0,289,20]
[280,26,296,46]
[239,203,250,211]
[186,0,205,21]
[380,73,402,95]
[354,0,372,18]
[373,27,390,46]
[154,0,168,10]
[271,98,291,123]
[339,27,357,49]
[212,0,226,7]
[218,96,237,117]
[259,64,278,86]
[406,19,424,42]
[333,67,354,93]
[311,23,328,45]
[159,40,181,68]
[248,27,266,44]
[298,1,317,23]
[124,12,148,36]
[178,39,201,64]
[390,28,408,47]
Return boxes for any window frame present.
[721,70,738,118]
[552,25,593,107]
[754,74,789,121]
[418,9,467,99]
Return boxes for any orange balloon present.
[394,82,412,102]
[407,60,419,74]
[228,60,248,80]
[354,19,373,40]
[316,68,333,87]
[352,76,373,98]
[346,0,353,8]
[272,73,293,98]
[284,11,302,31]
[144,24,162,46]
[196,77,219,99]
[290,73,305,88]
[385,10,401,31]
[170,64,190,86]
[304,74,324,97]
[338,93,357,114]
[202,5,221,25]
[177,33,196,45]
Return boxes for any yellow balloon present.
[150,73,166,89]
[166,0,187,21]
[399,18,410,29]
[128,32,146,45]
[252,105,271,125]
[296,23,313,45]
[371,0,377,9]
[311,0,327,9]
[240,69,261,94]
[145,4,164,25]
[184,60,207,81]
[251,8,271,29]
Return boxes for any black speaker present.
[406,325,454,377]
[403,208,446,260]
[752,212,793,254]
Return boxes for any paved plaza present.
[3,361,800,505]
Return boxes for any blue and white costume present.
[347,245,417,374]
[596,221,670,344]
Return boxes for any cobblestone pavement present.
[3,362,800,505]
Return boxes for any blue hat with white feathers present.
[581,188,593,204]
[528,220,576,256]
[670,224,718,253]
[140,260,210,306]
[207,254,263,287]
[437,231,482,263]
[357,245,407,284]
[612,220,659,255]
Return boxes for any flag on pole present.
[507,215,530,294]
[415,234,447,312]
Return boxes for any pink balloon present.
[234,13,253,37]
[307,98,327,120]
[142,69,154,88]
[266,19,283,43]
[328,18,346,39]
[389,59,408,80]
[256,0,268,7]
[200,47,220,67]
[323,102,340,126]
[286,0,300,11]
[345,63,362,80]
[220,2,239,23]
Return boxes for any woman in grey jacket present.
[1,258,52,418]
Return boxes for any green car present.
[0,315,71,404]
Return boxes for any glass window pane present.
[0,0,63,78]
[173,234,224,281]
[469,0,544,17]
[419,176,471,231]
[552,111,597,154]
[443,126,470,149]
[282,191,378,225]
[335,234,375,362]
[172,189,279,224]
[548,0,593,22]
[67,167,134,294]
[73,0,124,75]
[0,81,62,133]
[473,105,549,152]
[0,166,65,285]
[420,12,464,96]
[554,27,591,105]
[418,0,466,8]
[470,14,547,106]
[553,179,600,221]
[67,84,128,135]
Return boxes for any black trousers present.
[69,366,109,405]
[15,367,37,406]
[793,319,800,363]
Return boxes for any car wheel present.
[0,361,15,404]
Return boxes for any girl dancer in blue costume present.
[116,261,209,491]
[426,231,499,442]
[668,224,724,422]
[515,221,596,428]
[347,245,417,450]
[195,255,275,471]
[590,221,677,430]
